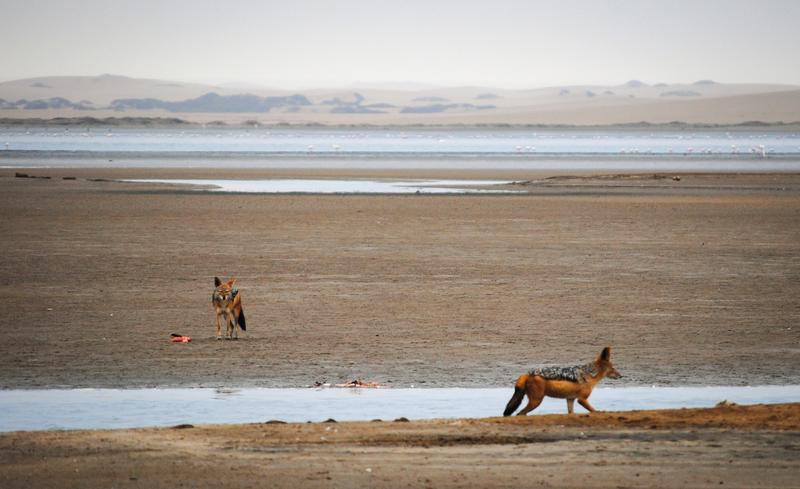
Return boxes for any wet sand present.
[1,403,799,489]
[0,169,799,388]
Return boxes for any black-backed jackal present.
[504,347,621,416]
[212,277,246,340]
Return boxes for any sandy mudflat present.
[1,169,799,389]
[2,168,800,488]
[1,403,799,489]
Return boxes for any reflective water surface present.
[1,385,798,432]
[2,127,800,172]
[2,127,799,155]
[123,179,517,193]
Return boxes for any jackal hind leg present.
[578,398,596,413]
[517,376,546,416]
[567,398,575,414]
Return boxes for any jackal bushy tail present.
[238,308,246,331]
[503,374,529,416]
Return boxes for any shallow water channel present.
[1,385,798,432]
[123,178,516,194]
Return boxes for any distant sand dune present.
[1,75,798,126]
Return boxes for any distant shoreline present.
[1,116,800,131]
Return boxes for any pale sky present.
[1,0,799,88]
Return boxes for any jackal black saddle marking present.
[528,363,597,383]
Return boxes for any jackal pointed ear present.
[227,277,237,286]
[214,276,222,287]
[600,347,611,361]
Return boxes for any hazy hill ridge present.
[109,92,311,113]
[1,75,798,125]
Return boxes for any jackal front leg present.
[578,398,596,413]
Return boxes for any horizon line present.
[2,73,798,91]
